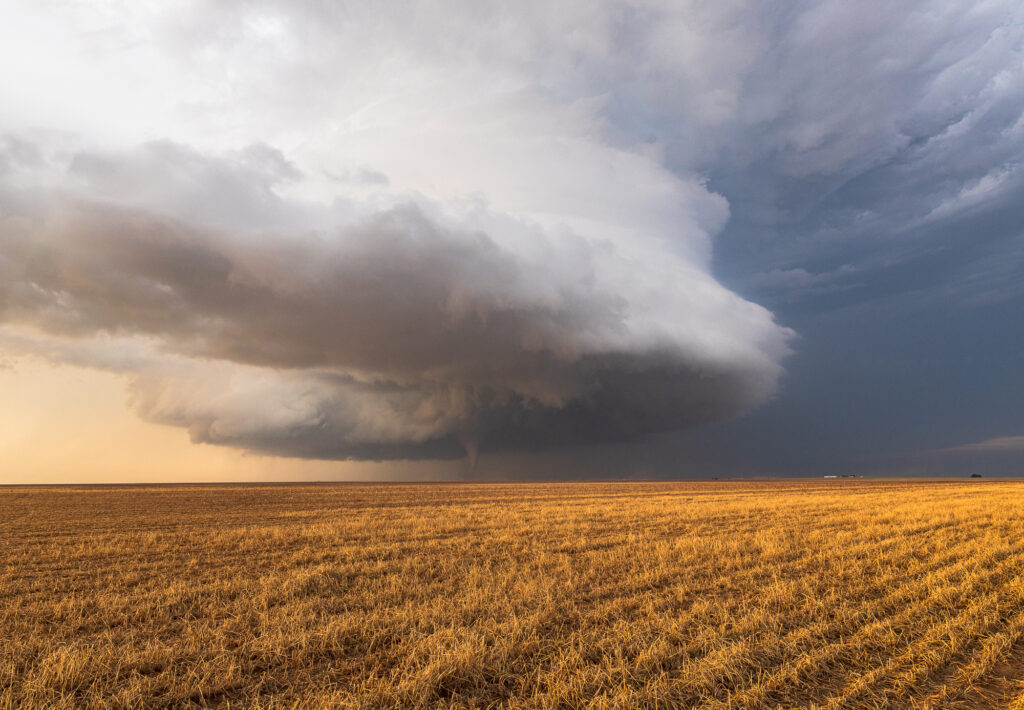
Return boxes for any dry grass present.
[3,480,1024,709]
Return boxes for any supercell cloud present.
[3,1,1020,468]
[0,138,788,461]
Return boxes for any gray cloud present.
[0,139,789,462]
[65,140,310,234]
[749,265,859,300]
[693,2,1024,289]
[938,436,1024,453]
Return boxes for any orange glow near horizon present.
[0,357,453,484]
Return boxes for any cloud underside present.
[0,189,789,461]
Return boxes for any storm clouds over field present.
[1,2,1023,475]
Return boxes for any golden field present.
[3,480,1024,709]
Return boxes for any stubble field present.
[3,480,1024,709]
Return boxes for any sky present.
[0,1,1022,482]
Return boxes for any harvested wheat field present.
[3,480,1024,709]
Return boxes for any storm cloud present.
[2,1,1022,474]
[0,139,788,461]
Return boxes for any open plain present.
[3,480,1024,709]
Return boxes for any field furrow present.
[2,480,1023,709]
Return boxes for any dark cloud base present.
[169,354,767,462]
[1,188,784,462]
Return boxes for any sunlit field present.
[3,480,1024,709]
